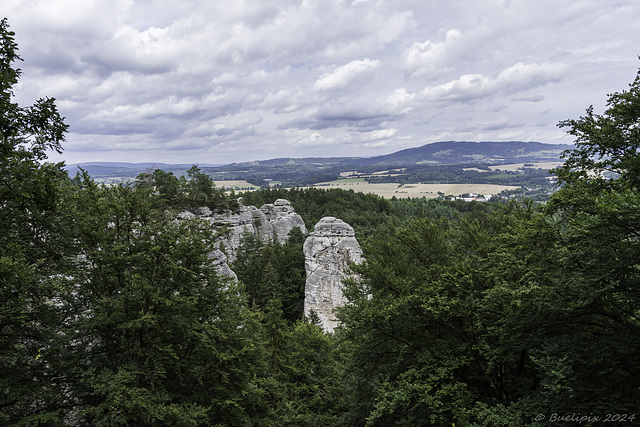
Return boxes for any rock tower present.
[303,217,363,332]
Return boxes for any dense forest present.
[2,18,640,425]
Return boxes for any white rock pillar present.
[259,199,308,243]
[303,217,363,332]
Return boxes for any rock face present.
[303,217,363,332]
[260,199,308,244]
[182,199,307,281]
[198,198,307,263]
[209,249,238,282]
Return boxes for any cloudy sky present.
[5,0,639,165]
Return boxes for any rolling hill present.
[65,141,571,180]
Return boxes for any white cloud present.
[495,62,567,93]
[422,62,568,102]
[404,29,462,78]
[385,88,416,114]
[359,128,398,141]
[314,58,381,90]
[422,74,491,101]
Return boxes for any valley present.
[67,140,568,200]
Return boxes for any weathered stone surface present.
[203,204,272,262]
[183,199,307,281]
[303,217,363,332]
[259,199,308,244]
[206,199,306,262]
[209,249,238,282]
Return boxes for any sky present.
[4,0,640,165]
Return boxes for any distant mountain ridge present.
[65,141,571,179]
[222,141,569,168]
[358,141,569,166]
[64,162,224,178]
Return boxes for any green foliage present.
[248,315,349,427]
[232,227,306,324]
[555,65,640,188]
[240,187,501,243]
[57,178,262,425]
[134,164,238,212]
[338,188,640,423]
[240,187,398,237]
[0,18,70,424]
[337,210,527,426]
[539,66,640,413]
[233,230,267,303]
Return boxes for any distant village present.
[453,194,494,202]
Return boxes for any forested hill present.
[209,140,570,168]
[356,140,569,165]
[66,141,570,178]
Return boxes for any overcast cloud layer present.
[5,0,640,164]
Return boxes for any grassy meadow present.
[307,180,520,198]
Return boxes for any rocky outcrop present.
[181,204,364,332]
[209,249,238,282]
[181,199,307,281]
[200,204,272,262]
[195,199,307,263]
[260,199,308,244]
[303,217,363,332]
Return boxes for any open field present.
[307,181,520,199]
[396,183,520,198]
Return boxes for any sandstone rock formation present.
[196,198,307,263]
[201,203,272,262]
[303,217,363,332]
[181,199,307,281]
[209,249,238,282]
[260,199,308,244]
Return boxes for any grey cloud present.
[279,101,402,131]
[3,0,640,164]
[481,118,524,132]
[279,86,415,131]
[513,95,545,103]
[215,128,234,136]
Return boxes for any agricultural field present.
[308,180,520,199]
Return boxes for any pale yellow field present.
[309,182,404,198]
[307,181,520,198]
[389,183,520,198]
